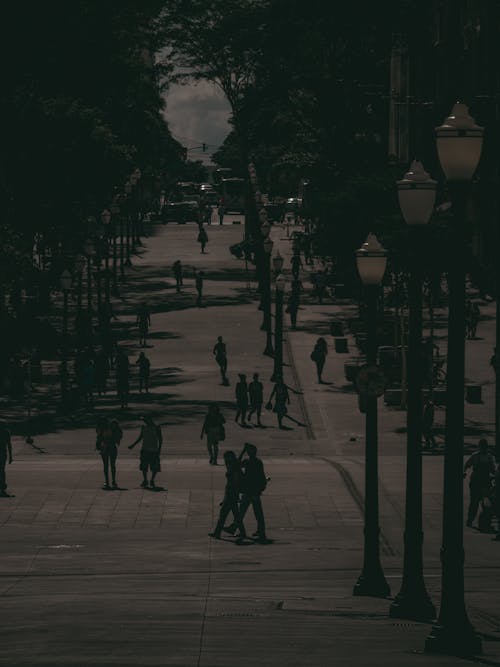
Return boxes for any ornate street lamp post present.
[272,271,286,382]
[124,180,132,266]
[353,234,391,598]
[262,232,274,357]
[101,208,112,309]
[60,269,72,404]
[83,238,95,315]
[425,103,483,657]
[390,161,437,621]
[74,254,86,314]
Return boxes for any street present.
[1,220,499,666]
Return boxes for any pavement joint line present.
[284,329,315,443]
[320,457,397,557]
[346,457,405,523]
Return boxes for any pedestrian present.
[225,443,268,542]
[204,204,212,225]
[491,347,499,377]
[136,351,151,393]
[247,373,264,426]
[315,270,327,304]
[492,466,500,541]
[291,252,302,280]
[201,403,225,465]
[310,337,328,383]
[286,292,300,330]
[95,348,110,397]
[422,397,437,449]
[173,260,183,292]
[137,302,151,348]
[128,415,163,489]
[213,335,228,384]
[0,421,13,498]
[267,377,305,430]
[235,373,249,426]
[115,348,130,408]
[198,226,208,253]
[469,302,480,339]
[195,270,204,307]
[463,438,496,527]
[218,205,225,225]
[95,416,122,489]
[465,300,472,339]
[209,450,247,543]
[82,358,96,407]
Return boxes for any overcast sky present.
[163,80,232,164]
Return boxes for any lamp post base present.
[353,568,390,598]
[425,622,482,658]
[263,342,274,357]
[390,589,436,622]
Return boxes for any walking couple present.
[209,443,269,544]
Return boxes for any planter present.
[330,320,344,337]
[465,384,482,404]
[344,363,360,383]
[431,388,447,406]
[334,337,349,353]
[384,388,402,406]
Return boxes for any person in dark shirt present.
[213,336,228,384]
[247,373,264,426]
[235,373,249,426]
[464,439,496,527]
[225,443,268,542]
[173,260,183,292]
[209,450,247,542]
[0,422,13,497]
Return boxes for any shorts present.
[140,450,161,473]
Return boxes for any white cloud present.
[163,80,231,163]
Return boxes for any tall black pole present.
[425,184,482,657]
[112,220,118,294]
[77,274,82,313]
[263,252,274,356]
[120,216,125,279]
[86,255,92,314]
[125,206,132,267]
[96,249,102,315]
[390,227,435,621]
[353,285,390,598]
[496,274,500,462]
[271,284,283,381]
[61,289,69,403]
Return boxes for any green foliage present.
[2,0,180,285]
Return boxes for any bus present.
[220,177,246,213]
[171,181,201,203]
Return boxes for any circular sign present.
[355,364,386,398]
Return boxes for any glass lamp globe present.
[397,161,436,225]
[60,270,72,291]
[355,233,387,286]
[273,251,284,273]
[436,103,484,181]
[276,273,286,292]
[263,237,274,255]
[100,208,112,225]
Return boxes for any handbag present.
[219,424,226,441]
[265,401,273,411]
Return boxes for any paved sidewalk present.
[1,221,499,666]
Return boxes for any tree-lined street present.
[1,220,499,666]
